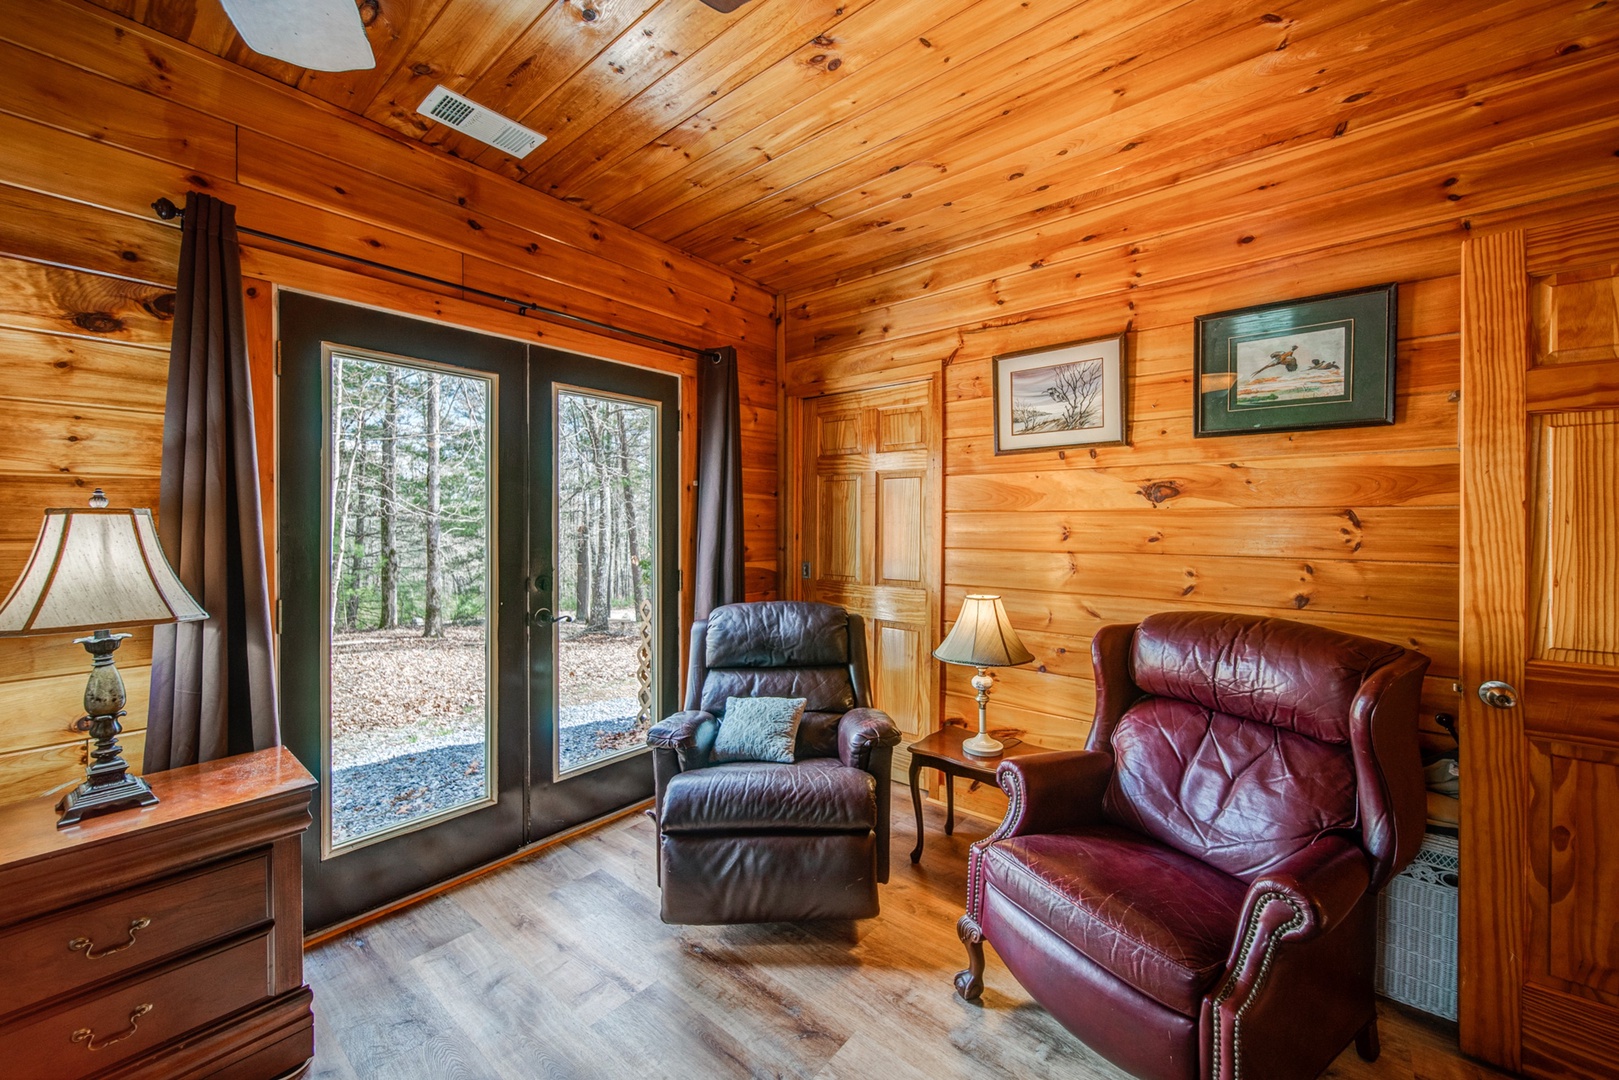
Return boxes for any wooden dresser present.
[0,747,317,1080]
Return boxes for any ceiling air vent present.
[417,85,546,158]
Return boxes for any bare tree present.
[1044,359,1104,429]
[423,372,444,638]
[378,367,399,630]
[614,407,646,612]
[581,403,612,630]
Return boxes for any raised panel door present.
[800,381,941,777]
[1461,227,1619,1078]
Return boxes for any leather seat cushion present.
[660,757,876,834]
[980,826,1247,1015]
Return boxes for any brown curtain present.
[694,346,744,620]
[145,192,279,770]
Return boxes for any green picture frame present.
[1193,283,1397,438]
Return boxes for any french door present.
[278,294,677,931]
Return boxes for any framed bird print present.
[1193,283,1397,437]
[993,332,1127,454]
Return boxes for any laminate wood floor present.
[304,799,1509,1080]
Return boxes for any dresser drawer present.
[0,854,270,1016]
[2,930,272,1080]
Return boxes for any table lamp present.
[0,489,207,827]
[933,594,1034,757]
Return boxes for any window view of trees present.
[554,390,658,774]
[326,353,492,847]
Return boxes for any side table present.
[907,726,1054,862]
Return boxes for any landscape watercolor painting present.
[1231,325,1350,406]
[1009,356,1104,433]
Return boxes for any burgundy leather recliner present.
[646,601,901,924]
[956,612,1429,1080]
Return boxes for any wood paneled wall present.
[0,0,779,807]
[784,48,1619,816]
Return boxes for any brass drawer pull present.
[70,1003,153,1051]
[68,917,151,959]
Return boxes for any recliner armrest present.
[838,707,900,771]
[647,710,716,755]
[1204,834,1372,1079]
[992,750,1113,840]
[647,711,716,825]
[1225,833,1371,958]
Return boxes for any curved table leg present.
[909,757,925,863]
[945,774,956,835]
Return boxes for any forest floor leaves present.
[330,625,646,768]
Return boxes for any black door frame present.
[278,292,677,931]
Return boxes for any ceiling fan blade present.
[219,0,375,72]
[699,0,754,10]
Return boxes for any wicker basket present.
[1376,832,1459,1021]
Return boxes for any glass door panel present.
[325,348,495,852]
[528,348,678,837]
[280,293,527,932]
[553,388,662,776]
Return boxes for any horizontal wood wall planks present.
[779,13,1617,821]
[0,0,783,808]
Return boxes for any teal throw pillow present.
[712,696,807,764]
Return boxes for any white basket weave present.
[1376,832,1459,1021]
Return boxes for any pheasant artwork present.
[1246,345,1300,381]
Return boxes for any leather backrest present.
[1129,611,1403,744]
[1093,611,1419,882]
[706,601,850,667]
[1102,698,1358,880]
[685,601,868,757]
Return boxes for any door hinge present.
[677,569,683,592]
[274,339,282,377]
[801,561,811,579]
[275,597,282,634]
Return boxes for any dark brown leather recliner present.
[956,611,1429,1080]
[646,601,901,924]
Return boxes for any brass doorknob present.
[1478,681,1518,709]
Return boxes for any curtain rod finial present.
[152,197,183,221]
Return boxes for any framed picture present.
[993,332,1127,454]
[1193,283,1397,437]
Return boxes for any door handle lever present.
[532,608,575,625]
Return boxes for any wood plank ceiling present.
[82,0,1619,296]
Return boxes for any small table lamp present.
[934,594,1034,757]
[0,490,207,827]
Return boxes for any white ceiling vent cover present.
[417,86,546,158]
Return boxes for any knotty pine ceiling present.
[83,0,1617,295]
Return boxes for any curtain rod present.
[151,197,722,362]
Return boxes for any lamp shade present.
[0,506,207,636]
[933,594,1034,668]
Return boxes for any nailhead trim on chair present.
[964,766,1025,925]
[1207,891,1307,1079]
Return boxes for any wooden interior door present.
[798,381,941,774]
[1460,219,1619,1078]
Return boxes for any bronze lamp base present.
[55,629,158,828]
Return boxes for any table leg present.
[945,773,956,836]
[909,757,925,863]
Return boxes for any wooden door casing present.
[1460,224,1619,1078]
[798,381,942,775]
